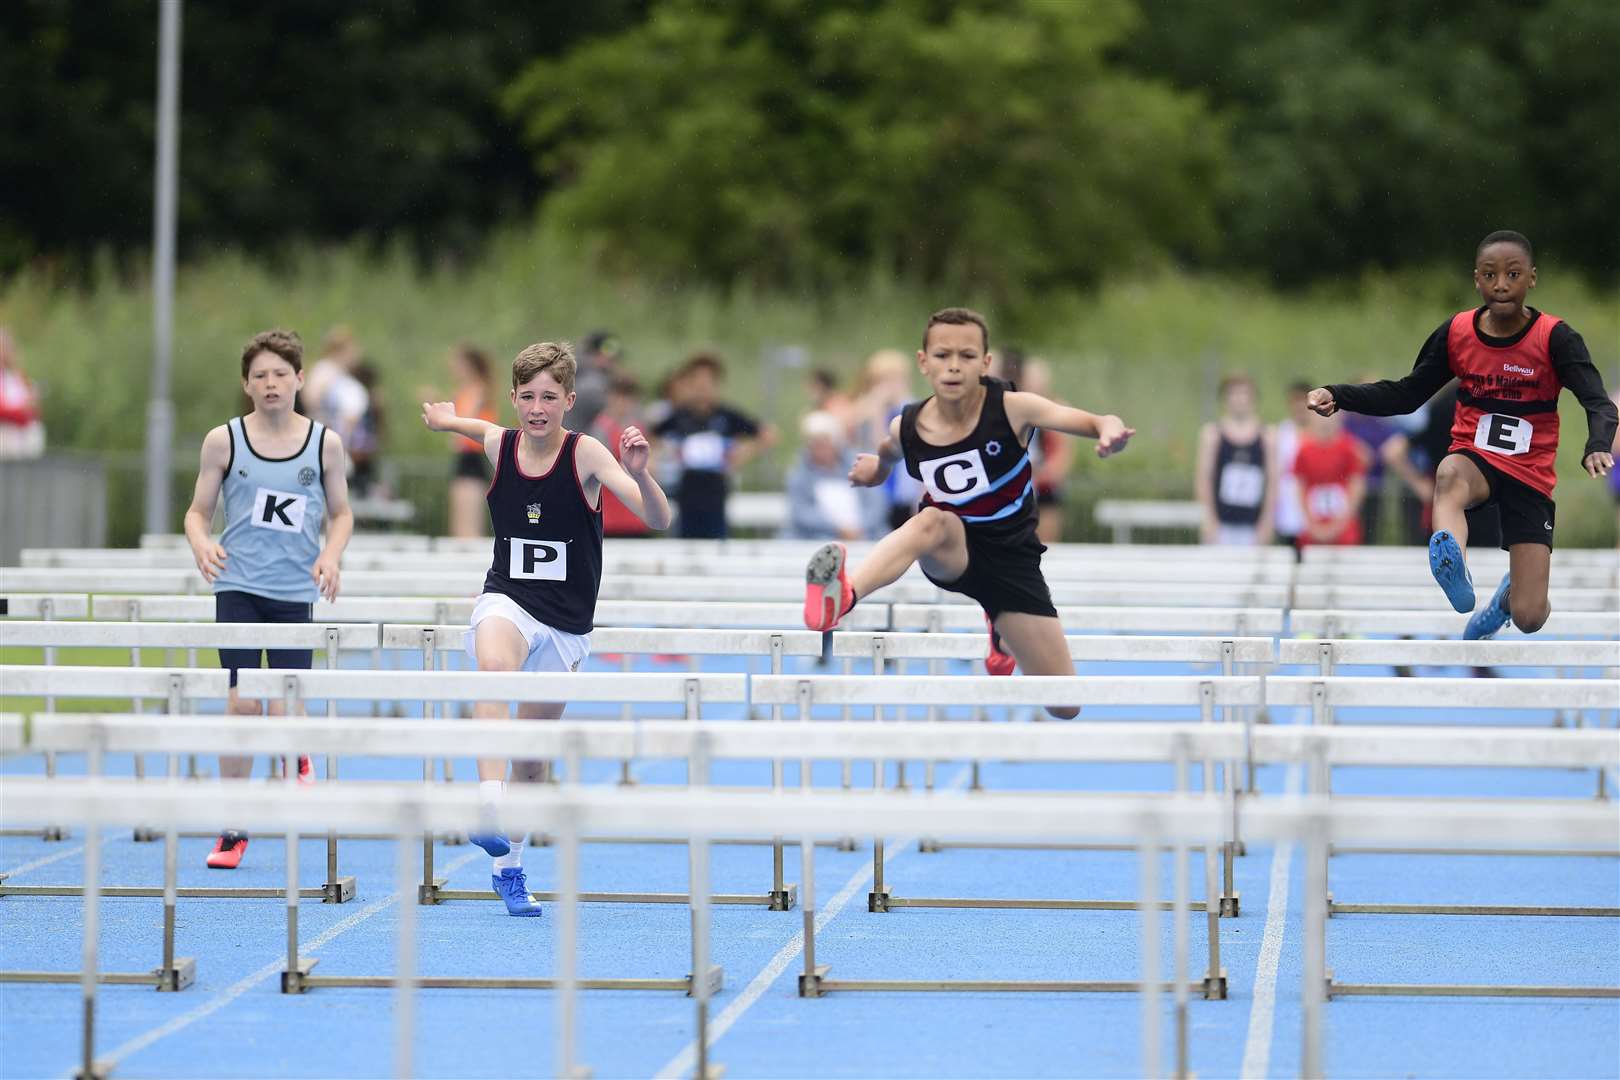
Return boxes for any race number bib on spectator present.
[1305,483,1348,518]
[510,538,568,581]
[1473,413,1532,456]
[1218,462,1265,508]
[680,432,728,470]
[251,488,307,533]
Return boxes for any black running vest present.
[482,430,604,634]
[1212,429,1267,526]
[900,377,1037,542]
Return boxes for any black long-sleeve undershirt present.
[1328,309,1618,458]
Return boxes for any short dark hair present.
[240,329,303,377]
[1218,372,1256,397]
[923,307,989,352]
[682,352,724,379]
[1477,230,1533,263]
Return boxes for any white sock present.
[478,780,504,807]
[493,834,525,873]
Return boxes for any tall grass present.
[5,226,1616,544]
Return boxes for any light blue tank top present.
[212,416,327,602]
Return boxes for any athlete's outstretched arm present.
[183,425,231,583]
[1005,391,1133,457]
[577,429,673,530]
[422,401,503,466]
[849,415,903,487]
[315,431,353,602]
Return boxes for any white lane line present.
[1,841,89,879]
[654,766,969,1080]
[96,848,483,1074]
[1241,766,1302,1080]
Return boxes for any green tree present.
[506,0,1228,304]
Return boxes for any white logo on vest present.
[510,538,568,581]
[251,487,307,533]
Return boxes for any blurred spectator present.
[429,343,499,538]
[348,362,386,499]
[850,348,920,530]
[1272,379,1312,549]
[301,326,369,454]
[1195,372,1274,546]
[0,329,45,459]
[570,329,625,437]
[1019,357,1074,543]
[805,367,854,433]
[652,353,775,539]
[1340,372,1400,544]
[782,411,869,541]
[1611,390,1620,545]
[591,376,652,538]
[1293,408,1368,547]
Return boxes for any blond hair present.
[511,341,576,393]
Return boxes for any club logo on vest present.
[918,450,990,502]
[526,502,542,524]
[510,538,567,581]
[985,440,1002,457]
[1502,363,1535,376]
[298,466,317,487]
[252,487,307,533]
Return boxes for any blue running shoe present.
[468,831,511,858]
[492,868,543,917]
[1465,573,1512,640]
[1428,530,1475,613]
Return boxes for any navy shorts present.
[216,590,313,688]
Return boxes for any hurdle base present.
[798,964,831,998]
[876,893,1213,913]
[156,956,197,992]
[0,884,334,900]
[767,883,798,912]
[803,973,1217,995]
[1220,892,1241,918]
[1330,900,1620,917]
[73,1058,112,1080]
[431,888,779,907]
[131,827,160,843]
[290,967,723,994]
[0,960,196,990]
[322,876,356,904]
[0,826,67,841]
[281,957,319,994]
[419,877,448,905]
[1203,968,1228,1001]
[1328,980,1620,999]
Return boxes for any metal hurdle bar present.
[8,772,1614,1080]
[384,623,829,910]
[1292,583,1617,612]
[755,673,1261,998]
[1267,674,1620,921]
[1290,608,1620,640]
[233,667,789,911]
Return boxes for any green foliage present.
[505,0,1226,305]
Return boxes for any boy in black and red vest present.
[1307,230,1616,638]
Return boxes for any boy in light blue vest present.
[183,329,354,869]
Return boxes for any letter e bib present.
[1474,414,1532,456]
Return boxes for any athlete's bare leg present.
[221,690,288,779]
[1431,453,1493,554]
[990,612,1079,719]
[849,506,971,600]
[1505,542,1552,633]
[472,616,530,783]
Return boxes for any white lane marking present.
[654,766,970,1080]
[1,841,89,879]
[1241,766,1302,1080]
[96,848,483,1073]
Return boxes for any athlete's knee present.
[1044,704,1081,720]
[911,506,954,548]
[1433,457,1474,502]
[1511,600,1549,634]
[229,694,262,716]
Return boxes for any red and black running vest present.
[482,429,604,634]
[900,377,1037,541]
[1446,309,1563,496]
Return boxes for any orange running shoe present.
[205,831,248,869]
[803,543,856,632]
[985,615,1016,676]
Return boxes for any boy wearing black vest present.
[803,307,1134,718]
[422,341,671,915]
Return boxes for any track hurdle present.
[1293,583,1617,612]
[232,667,785,910]
[383,623,829,908]
[0,599,88,839]
[1290,608,1620,639]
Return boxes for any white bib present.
[680,431,728,470]
[1473,413,1533,456]
[509,538,569,581]
[1306,483,1348,518]
[918,450,990,503]
[1218,462,1265,508]
[250,487,308,534]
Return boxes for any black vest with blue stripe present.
[900,377,1037,542]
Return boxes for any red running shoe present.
[277,755,315,786]
[985,615,1016,676]
[803,543,855,632]
[206,831,248,869]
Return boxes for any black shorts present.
[921,527,1058,620]
[1454,450,1556,550]
[453,450,491,481]
[216,590,313,688]
[1035,487,1064,508]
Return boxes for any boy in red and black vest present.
[1307,230,1616,638]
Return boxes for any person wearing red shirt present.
[1292,409,1368,547]
[1307,230,1617,639]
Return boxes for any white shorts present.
[465,593,591,674]
[1214,524,1261,547]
